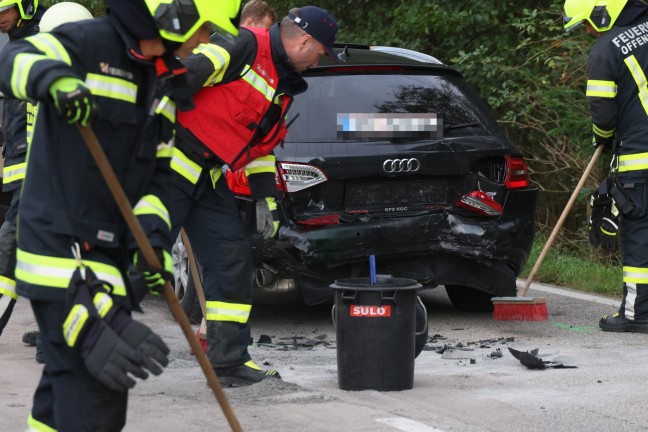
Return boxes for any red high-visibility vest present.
[177,27,291,171]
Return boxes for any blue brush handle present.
[369,255,376,284]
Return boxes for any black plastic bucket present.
[331,276,421,391]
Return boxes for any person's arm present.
[586,45,618,148]
[246,154,281,239]
[181,28,256,93]
[0,30,85,103]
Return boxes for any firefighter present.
[0,0,95,364]
[169,5,338,387]
[0,0,46,354]
[0,0,241,430]
[563,0,648,332]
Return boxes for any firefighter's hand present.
[256,197,279,240]
[64,267,148,392]
[132,249,173,295]
[49,77,95,126]
[589,192,619,252]
[599,205,620,252]
[592,136,612,151]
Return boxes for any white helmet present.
[39,2,93,32]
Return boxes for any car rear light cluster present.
[455,190,503,217]
[504,155,529,189]
[278,162,328,193]
[225,162,328,196]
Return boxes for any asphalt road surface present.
[2,281,646,432]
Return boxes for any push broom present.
[77,126,243,432]
[492,145,604,321]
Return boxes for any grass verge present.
[520,237,622,299]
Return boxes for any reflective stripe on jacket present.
[587,12,648,171]
[0,15,177,302]
[177,27,294,172]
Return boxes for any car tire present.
[171,235,203,324]
[445,285,495,312]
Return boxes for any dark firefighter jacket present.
[174,23,307,199]
[1,6,45,191]
[0,13,177,303]
[587,10,648,172]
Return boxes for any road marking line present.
[516,281,619,306]
[376,417,446,432]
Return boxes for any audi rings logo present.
[382,158,421,173]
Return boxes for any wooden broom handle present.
[519,145,604,297]
[77,126,243,432]
[180,228,207,317]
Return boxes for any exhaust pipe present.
[254,267,276,288]
[252,263,300,304]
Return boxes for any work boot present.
[215,360,281,387]
[599,313,648,333]
[35,334,45,364]
[22,330,39,346]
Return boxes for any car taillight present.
[504,155,529,189]
[455,190,503,216]
[278,162,328,193]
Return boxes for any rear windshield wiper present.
[444,122,480,132]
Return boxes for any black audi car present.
[172,44,538,321]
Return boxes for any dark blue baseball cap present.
[288,6,339,63]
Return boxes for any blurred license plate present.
[345,180,447,212]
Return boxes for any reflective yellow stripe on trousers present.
[623,266,648,284]
[15,249,127,296]
[26,413,56,432]
[206,300,252,323]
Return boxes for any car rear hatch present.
[276,68,529,224]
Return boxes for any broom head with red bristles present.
[492,296,548,321]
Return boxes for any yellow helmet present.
[0,0,37,20]
[563,0,628,32]
[144,0,242,43]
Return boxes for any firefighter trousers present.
[618,173,648,321]
[28,300,128,432]
[168,169,254,368]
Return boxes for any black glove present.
[63,267,148,392]
[49,77,96,126]
[88,272,169,375]
[589,192,620,252]
[132,248,173,295]
[256,197,279,239]
[599,204,620,251]
[90,283,169,376]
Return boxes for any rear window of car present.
[285,72,502,143]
